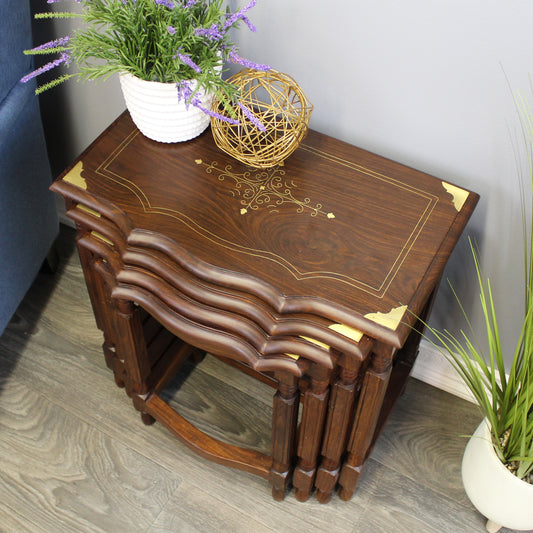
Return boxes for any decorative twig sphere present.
[210,69,313,168]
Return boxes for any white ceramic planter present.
[462,418,533,532]
[119,73,213,143]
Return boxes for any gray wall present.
[37,0,533,368]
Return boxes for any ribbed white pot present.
[119,73,213,143]
[462,418,533,532]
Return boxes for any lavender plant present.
[22,0,269,122]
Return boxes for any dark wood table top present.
[54,111,478,348]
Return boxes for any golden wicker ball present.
[210,69,313,169]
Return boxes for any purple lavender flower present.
[174,52,202,73]
[20,52,72,84]
[194,24,224,42]
[223,0,257,31]
[185,0,197,7]
[201,107,240,125]
[28,36,70,52]
[238,102,266,132]
[177,80,200,108]
[154,0,174,8]
[228,48,270,71]
[177,81,240,125]
[167,26,177,35]
[239,16,257,33]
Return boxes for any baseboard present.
[411,340,476,403]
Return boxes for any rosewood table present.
[51,111,478,502]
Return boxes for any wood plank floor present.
[0,225,526,533]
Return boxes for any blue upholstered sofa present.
[0,0,59,335]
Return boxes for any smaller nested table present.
[51,111,478,502]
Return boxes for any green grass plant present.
[424,94,533,482]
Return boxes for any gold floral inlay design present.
[196,159,335,219]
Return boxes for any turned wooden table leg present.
[76,238,120,382]
[293,364,331,502]
[86,247,153,423]
[314,349,367,503]
[270,372,299,501]
[111,297,151,396]
[140,412,156,425]
[338,343,393,501]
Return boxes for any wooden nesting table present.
[51,111,478,502]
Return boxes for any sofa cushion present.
[0,0,59,334]
[0,0,34,103]
[0,83,58,334]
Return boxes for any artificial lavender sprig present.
[154,0,175,8]
[176,80,199,108]
[238,15,257,33]
[177,81,239,125]
[200,105,240,125]
[25,36,70,55]
[194,0,257,43]
[223,0,257,31]
[238,102,266,132]
[20,52,72,84]
[228,48,270,71]
[174,52,202,74]
[194,24,224,42]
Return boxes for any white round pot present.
[119,73,213,143]
[462,418,533,532]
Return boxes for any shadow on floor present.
[0,224,77,394]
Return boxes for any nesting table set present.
[51,112,478,502]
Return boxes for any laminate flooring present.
[0,225,526,533]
